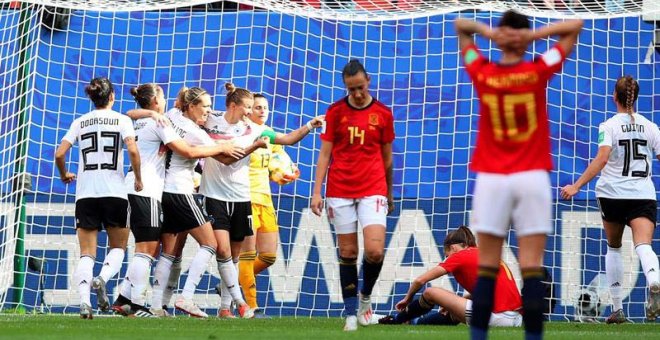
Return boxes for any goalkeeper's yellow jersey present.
[249,125,284,207]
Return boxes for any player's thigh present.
[598,197,630,247]
[470,173,514,238]
[241,235,256,252]
[362,225,386,261]
[76,227,98,256]
[188,222,217,249]
[256,231,278,254]
[517,233,547,269]
[213,229,232,258]
[626,200,657,245]
[511,170,552,237]
[327,197,358,234]
[106,226,129,249]
[423,287,468,324]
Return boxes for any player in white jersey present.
[54,77,142,319]
[201,82,325,317]
[561,76,660,323]
[111,83,242,317]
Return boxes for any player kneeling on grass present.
[379,226,522,327]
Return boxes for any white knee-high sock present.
[99,248,125,282]
[181,246,215,299]
[606,246,624,311]
[163,257,182,307]
[119,277,132,300]
[128,253,154,306]
[635,244,660,287]
[151,253,175,308]
[75,255,95,306]
[217,257,245,307]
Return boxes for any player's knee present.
[339,248,359,259]
[216,245,231,259]
[364,249,384,263]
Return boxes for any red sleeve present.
[320,104,336,142]
[460,43,487,77]
[382,109,394,144]
[438,250,465,273]
[534,44,567,80]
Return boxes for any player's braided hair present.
[443,225,477,252]
[225,82,253,107]
[85,77,114,108]
[175,86,207,112]
[615,75,639,123]
[130,83,160,109]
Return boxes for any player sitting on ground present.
[379,226,522,327]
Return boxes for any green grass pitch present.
[0,315,658,339]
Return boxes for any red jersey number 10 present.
[483,92,537,142]
[348,126,365,145]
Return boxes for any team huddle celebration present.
[1,0,659,339]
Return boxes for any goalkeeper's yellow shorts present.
[251,203,278,233]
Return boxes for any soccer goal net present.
[0,0,658,321]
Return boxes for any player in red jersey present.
[456,10,582,340]
[379,226,522,327]
[311,59,395,331]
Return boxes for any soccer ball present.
[574,287,603,322]
[269,152,300,185]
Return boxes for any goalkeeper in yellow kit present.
[231,93,321,317]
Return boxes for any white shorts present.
[471,170,552,238]
[465,300,523,327]
[326,195,388,234]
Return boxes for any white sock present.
[75,255,95,306]
[128,253,154,306]
[635,243,660,287]
[606,246,624,311]
[98,248,125,283]
[151,254,175,308]
[220,280,232,310]
[181,246,215,299]
[217,257,245,306]
[119,273,132,300]
[163,257,182,307]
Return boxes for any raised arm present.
[395,266,447,312]
[560,145,610,200]
[124,137,143,192]
[54,141,75,184]
[266,116,325,145]
[454,18,494,51]
[311,140,332,216]
[531,19,583,56]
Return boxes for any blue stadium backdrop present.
[1,9,659,320]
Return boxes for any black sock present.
[394,296,433,323]
[415,311,460,326]
[361,257,383,296]
[339,256,358,315]
[470,266,499,339]
[522,267,545,339]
